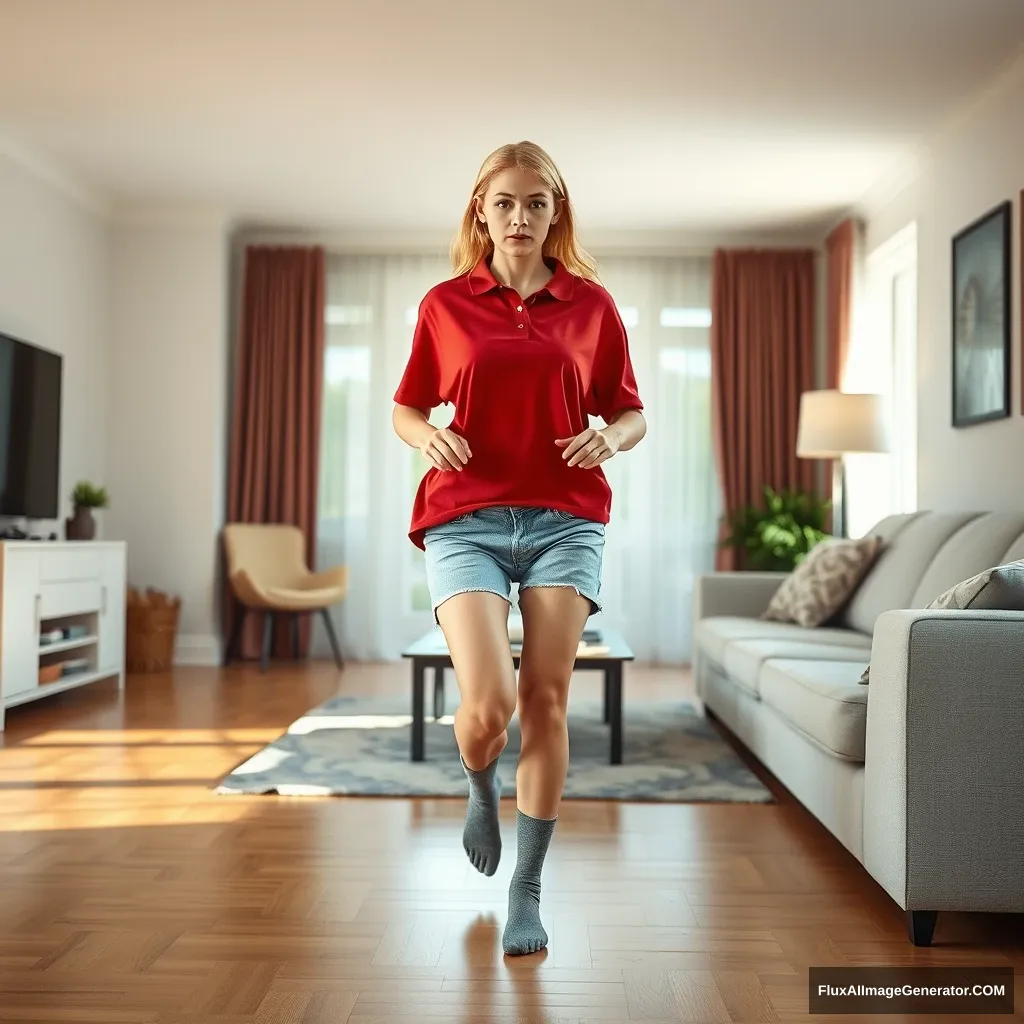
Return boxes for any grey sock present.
[461,754,502,876]
[502,809,555,956]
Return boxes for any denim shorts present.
[422,505,605,625]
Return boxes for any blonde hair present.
[450,141,600,283]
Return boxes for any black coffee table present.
[400,626,635,765]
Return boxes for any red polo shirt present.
[393,255,644,550]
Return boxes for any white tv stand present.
[0,541,126,731]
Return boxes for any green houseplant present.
[66,481,109,541]
[719,485,830,572]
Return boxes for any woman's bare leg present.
[436,591,518,875]
[515,585,592,818]
[503,584,592,955]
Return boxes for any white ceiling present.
[1,0,1023,239]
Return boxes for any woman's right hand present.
[419,427,472,472]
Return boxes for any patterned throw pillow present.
[762,535,883,629]
[858,558,1024,684]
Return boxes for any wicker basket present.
[126,587,181,673]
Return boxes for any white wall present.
[857,49,1024,513]
[107,210,230,664]
[0,147,109,536]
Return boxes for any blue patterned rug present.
[215,693,774,803]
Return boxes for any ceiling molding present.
[0,128,109,218]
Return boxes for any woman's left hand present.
[555,427,620,469]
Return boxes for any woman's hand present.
[420,427,472,472]
[555,427,620,469]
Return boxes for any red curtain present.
[710,249,818,570]
[224,245,326,657]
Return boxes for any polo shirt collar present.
[468,254,575,301]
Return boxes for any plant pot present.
[65,505,96,541]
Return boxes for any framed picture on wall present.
[951,200,1011,427]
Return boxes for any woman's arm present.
[392,403,472,472]
[392,403,438,450]
[605,409,646,452]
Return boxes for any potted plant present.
[65,481,109,541]
[719,485,830,571]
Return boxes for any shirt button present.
[517,305,523,312]
[517,324,524,329]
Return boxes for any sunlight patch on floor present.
[287,713,455,734]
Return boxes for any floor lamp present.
[796,390,891,538]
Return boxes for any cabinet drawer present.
[38,549,102,584]
[39,581,103,618]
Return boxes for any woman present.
[391,141,646,956]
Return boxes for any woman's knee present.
[518,684,567,733]
[460,682,516,735]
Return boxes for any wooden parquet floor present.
[0,659,1019,1023]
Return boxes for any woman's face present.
[476,167,560,260]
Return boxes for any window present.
[660,307,713,329]
[325,304,374,326]
[844,223,918,538]
[319,345,371,521]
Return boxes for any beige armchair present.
[222,523,348,672]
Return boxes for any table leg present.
[603,673,610,723]
[607,662,623,765]
[433,665,445,720]
[412,658,426,761]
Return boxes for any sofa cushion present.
[1000,530,1024,563]
[695,615,871,665]
[760,659,869,761]
[762,535,883,627]
[909,513,1024,607]
[835,511,979,635]
[722,638,874,697]
[859,558,1024,683]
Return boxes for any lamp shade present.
[796,390,891,457]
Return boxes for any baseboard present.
[174,633,222,667]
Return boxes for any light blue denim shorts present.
[423,505,605,625]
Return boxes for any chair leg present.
[225,604,246,665]
[261,612,274,674]
[320,608,344,670]
[291,613,301,660]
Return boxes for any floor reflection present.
[459,911,554,1023]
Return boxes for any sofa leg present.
[907,910,937,946]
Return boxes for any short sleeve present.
[393,296,442,411]
[592,299,644,422]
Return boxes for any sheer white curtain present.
[312,252,452,664]
[589,255,720,664]
[313,251,718,666]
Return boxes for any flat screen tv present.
[0,332,62,520]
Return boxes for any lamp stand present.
[831,457,846,538]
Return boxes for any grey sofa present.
[693,510,1024,946]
